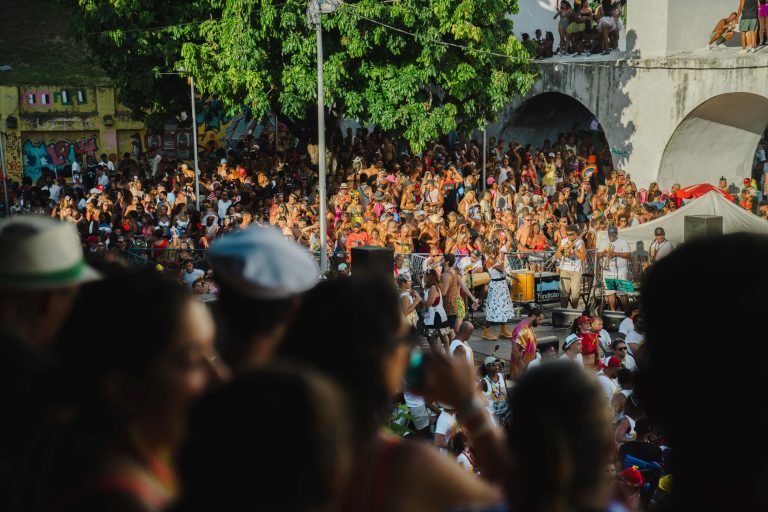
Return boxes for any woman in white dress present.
[482,252,515,341]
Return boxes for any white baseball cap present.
[208,226,319,299]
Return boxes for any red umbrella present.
[675,183,734,202]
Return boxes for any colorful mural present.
[3,132,23,182]
[22,134,99,181]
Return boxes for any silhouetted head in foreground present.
[506,362,613,512]
[640,233,768,510]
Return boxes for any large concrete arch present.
[487,91,616,165]
[657,93,768,189]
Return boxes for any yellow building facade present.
[0,84,145,182]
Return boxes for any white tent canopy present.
[597,191,768,248]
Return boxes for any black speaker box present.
[684,215,723,242]
[552,308,582,328]
[351,246,394,275]
[601,310,625,332]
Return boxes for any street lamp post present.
[308,0,339,273]
[482,125,487,191]
[189,75,200,210]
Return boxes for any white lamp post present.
[308,0,340,273]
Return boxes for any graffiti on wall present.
[22,136,99,181]
[194,100,258,153]
[3,132,23,182]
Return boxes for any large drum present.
[509,270,535,302]
[463,272,491,288]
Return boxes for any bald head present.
[458,321,474,341]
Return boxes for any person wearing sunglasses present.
[610,337,636,371]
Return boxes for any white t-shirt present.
[618,317,634,335]
[559,238,584,273]
[498,166,512,186]
[459,257,482,275]
[620,353,637,371]
[403,381,425,409]
[449,338,473,364]
[435,410,457,453]
[48,183,61,202]
[597,329,612,352]
[625,330,644,355]
[597,237,631,273]
[650,239,673,262]
[527,352,542,370]
[559,352,584,367]
[151,154,162,176]
[217,199,233,219]
[182,268,204,289]
[457,453,473,472]
[596,372,618,402]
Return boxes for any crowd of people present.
[4,118,767,333]
[2,207,767,512]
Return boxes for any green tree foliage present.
[69,0,217,126]
[73,0,537,150]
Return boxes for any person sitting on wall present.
[707,12,738,50]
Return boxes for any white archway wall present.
[498,92,603,147]
[657,93,768,189]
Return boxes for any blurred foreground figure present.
[32,269,220,511]
[0,217,99,507]
[175,365,351,512]
[280,276,508,512]
[208,226,318,371]
[641,233,768,511]
[506,362,614,512]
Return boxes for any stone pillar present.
[96,86,118,160]
[627,0,730,57]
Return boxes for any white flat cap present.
[0,216,100,289]
[208,226,319,299]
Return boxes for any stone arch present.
[501,91,615,165]
[658,92,768,189]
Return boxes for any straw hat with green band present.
[0,216,101,289]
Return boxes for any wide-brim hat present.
[373,191,386,201]
[0,217,101,289]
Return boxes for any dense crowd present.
[3,120,767,308]
[1,210,766,512]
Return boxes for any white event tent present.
[598,191,768,248]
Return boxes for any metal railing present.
[126,248,210,272]
[124,245,649,294]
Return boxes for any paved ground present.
[466,304,568,364]
[415,303,572,365]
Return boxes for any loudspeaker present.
[684,215,723,242]
[351,246,394,275]
[601,310,625,332]
[552,308,582,328]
